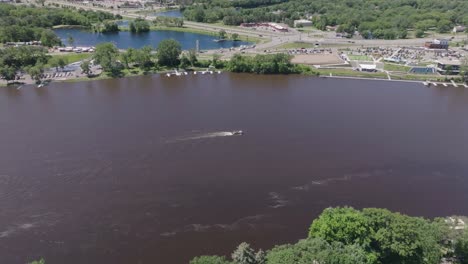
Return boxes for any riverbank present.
[3,65,466,88]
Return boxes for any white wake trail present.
[165,131,235,143]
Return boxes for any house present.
[294,19,313,28]
[453,26,466,33]
[424,39,449,49]
[436,59,461,74]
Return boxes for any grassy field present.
[274,42,317,49]
[316,68,389,79]
[384,63,411,72]
[347,55,372,61]
[46,53,92,67]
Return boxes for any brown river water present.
[1,73,468,264]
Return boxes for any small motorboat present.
[232,130,243,135]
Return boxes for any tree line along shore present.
[2,40,468,86]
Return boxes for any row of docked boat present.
[423,81,468,88]
[165,69,222,77]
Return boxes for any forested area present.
[0,4,119,44]
[182,0,468,39]
[190,207,468,264]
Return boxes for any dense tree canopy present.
[309,207,444,264]
[129,18,150,33]
[93,42,121,76]
[0,46,50,82]
[183,0,468,39]
[227,53,309,74]
[0,4,118,44]
[190,207,467,264]
[156,39,182,67]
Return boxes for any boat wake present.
[165,131,240,143]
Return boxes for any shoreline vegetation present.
[28,207,468,264]
[188,207,468,264]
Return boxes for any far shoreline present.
[3,70,465,89]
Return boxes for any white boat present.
[422,81,428,86]
[166,73,171,77]
[232,130,243,136]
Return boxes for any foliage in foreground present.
[191,207,468,264]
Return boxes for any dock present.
[451,80,458,87]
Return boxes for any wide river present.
[1,74,468,263]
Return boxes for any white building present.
[453,26,466,33]
[294,19,313,28]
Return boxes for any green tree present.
[254,249,265,264]
[120,48,136,69]
[212,53,222,68]
[456,230,468,264]
[179,54,190,69]
[309,207,372,246]
[156,39,181,67]
[93,42,119,72]
[40,30,61,47]
[231,33,239,41]
[188,49,198,66]
[415,29,425,38]
[29,259,45,264]
[27,63,44,84]
[266,238,370,264]
[218,29,227,40]
[129,18,150,33]
[80,61,91,76]
[231,242,256,264]
[0,65,18,83]
[190,255,231,264]
[133,46,153,70]
[57,57,67,71]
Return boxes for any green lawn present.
[384,63,411,72]
[274,42,317,49]
[316,68,388,79]
[46,53,92,67]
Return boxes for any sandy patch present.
[292,54,344,65]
